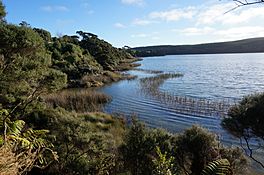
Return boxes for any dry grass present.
[0,145,42,175]
[44,89,112,112]
[0,146,18,175]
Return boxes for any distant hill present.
[132,37,264,57]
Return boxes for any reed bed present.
[139,73,237,117]
[134,68,164,74]
[140,73,183,93]
[44,89,112,112]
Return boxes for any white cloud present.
[196,3,234,25]
[175,27,215,36]
[41,5,69,12]
[196,3,264,25]
[115,22,126,28]
[214,26,264,40]
[121,0,144,6]
[176,26,264,42]
[221,7,264,25]
[132,18,157,26]
[127,1,264,45]
[131,33,148,38]
[131,32,160,40]
[149,7,196,21]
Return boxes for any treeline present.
[132,37,264,57]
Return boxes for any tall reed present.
[44,89,111,112]
[139,73,236,117]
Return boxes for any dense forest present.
[0,1,264,175]
[132,38,264,57]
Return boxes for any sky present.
[3,0,264,47]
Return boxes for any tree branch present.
[225,0,264,13]
[243,136,264,168]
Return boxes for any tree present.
[0,22,66,174]
[173,126,248,175]
[0,24,67,116]
[222,93,264,169]
[0,0,6,21]
[120,119,175,175]
[174,126,219,175]
[19,21,30,27]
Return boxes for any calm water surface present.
[100,53,264,145]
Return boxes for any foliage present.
[219,147,248,175]
[48,36,102,83]
[0,14,66,174]
[0,0,6,21]
[120,120,248,175]
[0,23,67,115]
[77,31,134,71]
[172,126,249,175]
[120,118,154,175]
[173,126,219,175]
[0,109,57,175]
[43,30,137,88]
[222,93,264,168]
[120,118,175,175]
[33,28,52,42]
[152,146,176,175]
[27,108,126,175]
[201,159,232,175]
[0,2,252,174]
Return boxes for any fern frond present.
[201,159,232,175]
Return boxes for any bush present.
[121,121,248,175]
[222,93,264,169]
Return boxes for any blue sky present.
[3,0,264,47]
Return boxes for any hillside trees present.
[47,35,102,87]
[77,30,134,71]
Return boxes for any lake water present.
[100,53,264,145]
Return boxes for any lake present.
[100,53,264,145]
